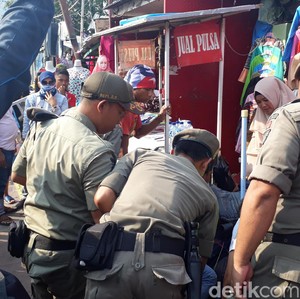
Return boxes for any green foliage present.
[54,0,106,35]
[0,0,14,9]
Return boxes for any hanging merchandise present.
[287,52,300,91]
[282,6,300,63]
[240,32,285,106]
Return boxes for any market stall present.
[82,4,260,153]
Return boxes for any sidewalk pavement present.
[0,181,31,296]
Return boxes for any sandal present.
[0,214,13,226]
[4,195,16,204]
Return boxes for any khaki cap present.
[81,72,143,114]
[172,129,220,158]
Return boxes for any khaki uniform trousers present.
[85,251,190,299]
[23,234,86,299]
[250,242,300,299]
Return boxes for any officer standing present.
[11,72,135,299]
[84,128,220,299]
[232,98,300,298]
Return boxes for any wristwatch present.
[51,105,57,112]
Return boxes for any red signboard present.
[118,40,156,70]
[174,21,222,67]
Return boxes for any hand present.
[231,262,253,298]
[58,85,66,96]
[45,92,57,108]
[0,150,6,168]
[157,104,171,121]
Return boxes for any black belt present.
[263,232,300,247]
[34,234,77,251]
[115,230,185,258]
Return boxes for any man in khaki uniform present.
[84,129,220,299]
[11,72,135,299]
[233,101,300,298]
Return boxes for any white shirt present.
[0,106,19,150]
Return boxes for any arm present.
[60,95,69,112]
[0,149,5,168]
[91,210,103,224]
[11,172,26,186]
[94,186,118,216]
[97,149,147,209]
[120,134,130,156]
[232,180,280,295]
[22,97,32,139]
[135,113,164,138]
[83,151,116,223]
[11,133,28,184]
[223,250,234,286]
[135,105,170,139]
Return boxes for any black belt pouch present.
[8,220,30,258]
[74,221,119,271]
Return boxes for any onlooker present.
[22,71,68,139]
[118,66,127,79]
[120,64,170,156]
[55,69,76,107]
[31,69,44,93]
[84,128,220,299]
[202,160,241,284]
[11,72,135,298]
[246,76,295,175]
[0,0,54,118]
[0,106,19,225]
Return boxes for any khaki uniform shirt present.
[250,102,300,234]
[12,108,116,241]
[101,148,219,258]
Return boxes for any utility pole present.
[80,0,85,47]
[58,0,80,59]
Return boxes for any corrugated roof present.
[81,4,260,53]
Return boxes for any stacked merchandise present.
[169,120,193,148]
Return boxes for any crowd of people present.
[1,1,300,299]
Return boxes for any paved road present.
[0,182,31,296]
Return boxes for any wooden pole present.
[58,0,80,59]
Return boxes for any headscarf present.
[39,71,57,98]
[124,64,156,89]
[248,76,296,155]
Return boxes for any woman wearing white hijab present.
[246,76,296,175]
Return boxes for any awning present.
[81,4,260,53]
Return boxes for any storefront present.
[81,3,260,172]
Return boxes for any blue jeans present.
[210,184,242,222]
[201,265,217,299]
[0,0,54,118]
[0,149,15,215]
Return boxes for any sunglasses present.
[42,80,55,85]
